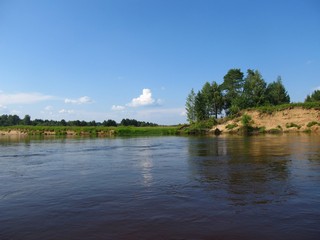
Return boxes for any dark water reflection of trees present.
[187,135,318,206]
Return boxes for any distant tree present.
[185,89,196,123]
[9,115,21,125]
[121,118,138,126]
[60,119,67,126]
[305,89,320,102]
[103,119,117,127]
[22,115,31,125]
[221,68,244,114]
[242,69,267,108]
[89,120,97,126]
[266,76,290,105]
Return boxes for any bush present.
[286,122,301,129]
[226,123,238,130]
[307,121,320,128]
[241,114,252,127]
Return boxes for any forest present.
[0,115,158,127]
[185,68,320,124]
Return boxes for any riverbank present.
[0,126,180,137]
[212,106,320,134]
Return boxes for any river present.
[0,134,319,239]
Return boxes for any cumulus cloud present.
[111,105,125,111]
[0,92,53,105]
[65,96,93,104]
[127,89,156,107]
[59,109,75,114]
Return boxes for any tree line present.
[0,115,158,127]
[185,68,291,123]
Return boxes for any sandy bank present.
[212,107,320,134]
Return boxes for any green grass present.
[226,123,238,130]
[0,125,180,137]
[252,102,320,114]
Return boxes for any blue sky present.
[0,0,319,125]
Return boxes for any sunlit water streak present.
[0,135,319,239]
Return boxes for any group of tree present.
[305,89,320,102]
[185,68,291,123]
[0,115,158,127]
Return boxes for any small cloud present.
[59,109,75,114]
[127,89,158,107]
[111,105,125,111]
[44,105,53,111]
[65,96,93,104]
[0,104,7,109]
[0,92,53,105]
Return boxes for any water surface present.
[0,135,319,239]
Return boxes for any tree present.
[221,68,244,114]
[60,119,67,126]
[211,81,224,118]
[266,76,290,105]
[22,115,31,125]
[103,119,117,127]
[305,89,320,102]
[201,82,212,119]
[194,91,206,121]
[242,69,267,108]
[185,89,196,123]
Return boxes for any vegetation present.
[0,115,158,128]
[0,115,178,137]
[307,121,320,128]
[285,123,301,129]
[254,102,320,114]
[226,123,238,130]
[184,68,320,135]
[185,68,290,126]
[0,125,180,137]
[305,90,320,102]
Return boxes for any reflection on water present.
[187,135,295,206]
[0,135,320,239]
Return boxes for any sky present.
[0,0,319,125]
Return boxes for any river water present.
[0,134,319,239]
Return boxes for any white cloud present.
[0,104,7,109]
[44,105,53,111]
[127,89,156,107]
[111,105,125,111]
[0,92,53,105]
[65,96,93,104]
[59,109,75,114]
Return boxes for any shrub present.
[286,122,301,129]
[241,114,252,127]
[226,123,238,130]
[307,121,320,128]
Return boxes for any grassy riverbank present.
[0,125,181,137]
